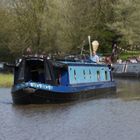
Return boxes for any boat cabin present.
[13,56,112,86]
[14,56,67,85]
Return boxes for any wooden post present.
[88,36,92,58]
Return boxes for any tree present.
[0,2,14,61]
[110,0,140,50]
[2,0,137,61]
[58,0,118,54]
[8,0,47,54]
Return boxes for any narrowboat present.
[112,62,140,78]
[11,55,116,104]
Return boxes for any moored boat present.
[11,54,116,104]
[112,63,140,78]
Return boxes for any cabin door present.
[25,60,45,83]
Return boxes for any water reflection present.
[116,78,140,101]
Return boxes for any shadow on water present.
[0,87,117,121]
[0,86,117,118]
[11,92,117,116]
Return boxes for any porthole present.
[97,71,100,81]
[105,71,108,80]
[74,70,76,80]
[89,69,91,79]
[89,69,91,75]
[83,70,86,79]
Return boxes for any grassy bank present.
[119,51,140,60]
[0,73,13,88]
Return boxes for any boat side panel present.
[68,66,111,84]
[60,71,69,86]
[12,86,116,104]
[12,81,116,94]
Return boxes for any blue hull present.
[12,81,116,104]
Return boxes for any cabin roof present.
[17,55,108,68]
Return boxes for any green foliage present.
[0,0,140,61]
[120,51,140,60]
[0,74,13,87]
[110,0,140,49]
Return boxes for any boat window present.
[97,71,100,81]
[74,70,76,80]
[89,69,91,79]
[83,70,86,79]
[25,60,45,83]
[89,69,91,75]
[105,71,108,80]
[53,65,68,85]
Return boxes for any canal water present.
[0,78,140,140]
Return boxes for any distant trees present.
[0,1,14,61]
[9,0,48,54]
[0,0,140,61]
[110,0,140,49]
[50,0,118,53]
